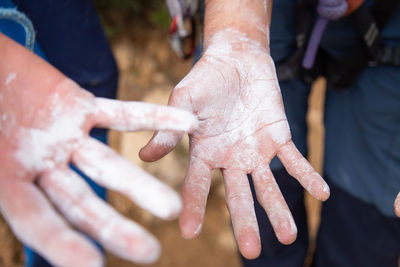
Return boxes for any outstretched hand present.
[140,29,330,259]
[0,34,197,266]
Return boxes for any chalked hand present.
[140,27,330,260]
[0,34,198,266]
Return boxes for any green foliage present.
[149,6,171,28]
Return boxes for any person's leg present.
[312,178,400,267]
[321,62,400,266]
[242,78,311,267]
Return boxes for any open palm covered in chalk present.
[140,29,330,259]
[0,35,197,266]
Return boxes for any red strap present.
[170,16,178,34]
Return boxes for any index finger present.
[93,98,198,133]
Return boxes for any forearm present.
[203,0,272,50]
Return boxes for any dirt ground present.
[0,22,326,267]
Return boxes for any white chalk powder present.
[5,72,16,85]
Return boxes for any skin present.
[395,193,400,217]
[140,0,330,259]
[0,34,198,266]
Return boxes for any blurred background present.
[0,1,326,266]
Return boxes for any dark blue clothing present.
[14,0,118,100]
[244,1,400,266]
[270,0,400,217]
[0,0,118,266]
[313,175,400,267]
[0,0,46,57]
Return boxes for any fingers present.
[140,87,193,162]
[277,141,330,201]
[139,131,184,162]
[93,97,198,133]
[251,166,297,244]
[0,179,103,267]
[179,158,212,239]
[222,169,261,260]
[72,137,182,220]
[39,167,161,264]
[395,192,400,217]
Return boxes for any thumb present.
[140,86,194,162]
[139,130,184,162]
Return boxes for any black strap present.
[325,0,400,90]
[353,3,382,60]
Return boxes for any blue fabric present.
[270,0,400,217]
[0,0,118,266]
[0,7,35,50]
[14,0,118,101]
[312,176,400,267]
[269,0,297,62]
[0,0,46,57]
[324,65,400,217]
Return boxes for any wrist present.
[203,0,271,51]
[202,28,270,59]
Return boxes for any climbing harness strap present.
[277,0,400,91]
[302,0,349,69]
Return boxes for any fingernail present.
[194,223,202,236]
[310,179,330,201]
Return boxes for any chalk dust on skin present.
[5,72,17,85]
[104,23,243,267]
[0,20,325,267]
[107,32,327,265]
